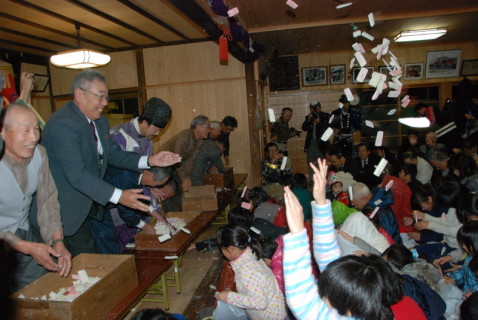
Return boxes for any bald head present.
[1,104,40,163]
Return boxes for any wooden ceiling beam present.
[248,5,478,33]
[0,27,90,51]
[116,0,189,40]
[0,12,113,51]
[66,0,164,44]
[0,39,56,54]
[11,0,136,47]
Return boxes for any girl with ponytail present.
[213,224,286,320]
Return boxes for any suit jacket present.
[42,101,141,236]
[351,154,380,184]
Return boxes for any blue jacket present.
[366,187,402,244]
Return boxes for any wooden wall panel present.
[49,51,138,96]
[144,43,252,183]
[143,42,244,85]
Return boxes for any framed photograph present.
[330,64,345,85]
[379,66,388,75]
[352,66,374,84]
[302,66,327,86]
[461,59,478,76]
[404,63,424,80]
[32,74,50,92]
[426,50,462,78]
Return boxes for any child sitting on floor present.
[442,221,478,299]
[213,224,286,320]
[326,171,349,206]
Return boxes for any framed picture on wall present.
[379,66,389,75]
[426,49,462,78]
[330,65,345,84]
[404,63,424,80]
[302,66,327,86]
[32,74,50,92]
[461,59,478,76]
[352,66,374,84]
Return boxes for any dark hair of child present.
[216,224,262,260]
[227,207,253,229]
[457,221,478,257]
[411,185,435,211]
[436,181,468,208]
[318,254,403,320]
[449,152,478,179]
[400,163,417,180]
[131,308,178,320]
[460,291,478,320]
[457,193,478,224]
[381,244,414,270]
[292,173,308,189]
[258,237,278,260]
[249,186,270,208]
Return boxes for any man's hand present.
[284,186,304,234]
[310,158,328,205]
[151,185,176,201]
[443,275,455,285]
[208,165,219,174]
[181,178,192,192]
[148,151,181,167]
[53,241,72,277]
[142,223,156,235]
[403,217,414,226]
[13,240,60,272]
[119,189,150,212]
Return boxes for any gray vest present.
[0,148,42,234]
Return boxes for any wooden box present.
[135,211,212,252]
[13,254,137,320]
[182,185,218,212]
[203,167,234,189]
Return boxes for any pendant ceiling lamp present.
[50,24,111,69]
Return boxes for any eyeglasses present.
[80,88,110,102]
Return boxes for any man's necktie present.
[89,121,102,175]
[89,121,98,143]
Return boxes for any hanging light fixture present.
[394,28,447,42]
[50,24,111,69]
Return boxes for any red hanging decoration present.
[219,24,232,65]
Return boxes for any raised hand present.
[310,158,328,205]
[284,186,304,234]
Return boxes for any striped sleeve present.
[312,200,341,272]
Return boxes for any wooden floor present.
[122,223,224,320]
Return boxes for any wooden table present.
[103,174,247,319]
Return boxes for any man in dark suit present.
[41,70,180,256]
[351,143,380,186]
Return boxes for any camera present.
[290,127,302,137]
[311,112,320,119]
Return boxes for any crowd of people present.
[2,68,478,320]
[204,89,478,319]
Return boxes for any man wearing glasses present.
[42,70,180,256]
